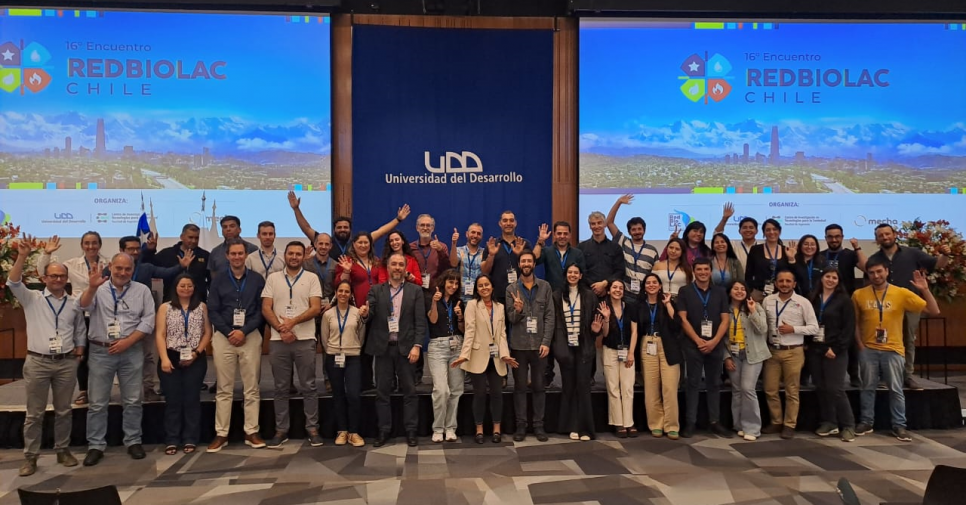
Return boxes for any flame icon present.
[29,73,41,85]
[30,50,41,63]
[712,82,723,95]
[688,83,700,96]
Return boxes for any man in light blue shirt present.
[79,252,155,466]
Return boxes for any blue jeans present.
[727,351,763,437]
[859,348,906,429]
[427,337,464,433]
[87,341,144,450]
[158,349,208,446]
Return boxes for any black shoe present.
[374,431,391,448]
[492,432,502,444]
[208,383,217,394]
[407,431,418,447]
[127,444,146,460]
[201,383,209,392]
[849,377,862,388]
[904,377,924,390]
[513,427,527,442]
[534,428,549,442]
[475,433,485,444]
[710,423,733,438]
[680,425,695,439]
[83,449,104,466]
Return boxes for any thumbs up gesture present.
[451,228,460,244]
[430,234,443,251]
[433,286,443,302]
[359,302,370,319]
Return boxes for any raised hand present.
[88,265,109,288]
[453,302,462,319]
[669,224,680,240]
[433,287,443,302]
[146,232,158,251]
[430,234,443,251]
[44,235,61,255]
[784,240,797,258]
[338,255,354,272]
[850,238,860,250]
[451,228,460,244]
[617,194,634,206]
[512,290,524,313]
[17,235,35,256]
[662,292,673,305]
[911,270,930,292]
[397,203,411,222]
[591,313,604,332]
[597,301,611,320]
[746,298,757,312]
[359,303,370,319]
[722,202,735,219]
[538,223,550,244]
[512,236,526,255]
[486,237,500,256]
[178,248,195,269]
[287,190,300,209]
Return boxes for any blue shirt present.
[208,268,267,337]
[81,281,156,344]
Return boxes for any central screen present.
[0,9,331,241]
[579,19,966,239]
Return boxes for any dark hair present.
[473,273,494,301]
[334,279,355,306]
[865,255,891,272]
[809,266,846,307]
[775,268,796,281]
[727,279,751,313]
[284,241,305,254]
[118,235,140,250]
[168,273,201,311]
[627,216,646,233]
[333,216,353,228]
[640,273,669,329]
[517,248,536,265]
[182,223,200,234]
[607,279,625,300]
[682,221,712,257]
[642,272,665,301]
[381,230,414,265]
[663,238,694,283]
[349,231,378,265]
[711,233,738,260]
[795,234,823,264]
[825,224,844,235]
[224,237,247,254]
[874,223,895,234]
[762,218,783,233]
[257,221,275,233]
[500,210,515,220]
[81,231,102,246]
[552,221,571,233]
[692,257,713,269]
[220,215,240,227]
[434,269,462,300]
[739,217,759,229]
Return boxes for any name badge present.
[568,329,579,347]
[489,343,498,357]
[421,274,431,289]
[335,352,346,368]
[284,305,296,319]
[617,345,629,362]
[770,333,781,346]
[179,347,193,361]
[232,308,245,327]
[629,279,641,293]
[463,280,475,296]
[526,316,538,334]
[107,320,121,340]
[646,341,657,356]
[829,259,840,270]
[48,336,63,354]
[729,342,740,355]
[875,327,888,344]
[764,281,775,295]
[814,325,826,343]
[700,319,713,339]
[449,336,459,351]
[507,268,518,284]
[388,317,400,333]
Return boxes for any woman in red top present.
[335,231,386,308]
[377,230,423,286]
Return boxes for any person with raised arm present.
[722,280,769,441]
[450,223,491,304]
[597,280,639,438]
[639,273,683,440]
[605,195,659,305]
[142,223,211,302]
[480,210,532,305]
[287,189,410,253]
[713,203,759,270]
[710,233,744,287]
[787,234,826,297]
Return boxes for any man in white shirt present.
[8,238,86,476]
[261,241,323,449]
[761,269,819,439]
[246,221,285,279]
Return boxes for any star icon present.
[1,49,13,61]
[688,61,700,73]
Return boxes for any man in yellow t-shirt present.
[852,256,938,443]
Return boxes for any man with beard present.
[411,214,450,384]
[506,250,555,442]
[142,224,211,302]
[864,223,949,389]
[534,221,577,385]
[606,195,659,306]
[365,252,427,447]
[209,216,258,278]
[482,210,543,306]
[450,223,490,305]
[261,241,324,449]
[287,190,410,257]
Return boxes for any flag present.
[136,212,152,246]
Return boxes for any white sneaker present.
[743,434,757,441]
[432,432,444,443]
[444,429,458,442]
[737,430,744,437]
[570,432,580,440]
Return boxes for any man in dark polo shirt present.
[867,223,950,389]
[142,223,211,302]
[481,210,543,305]
[676,257,732,439]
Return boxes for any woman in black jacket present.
[809,266,857,442]
[744,218,791,302]
[553,264,599,441]
[638,273,684,440]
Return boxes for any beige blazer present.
[459,299,510,376]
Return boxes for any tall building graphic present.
[769,126,779,165]
[742,143,750,163]
[65,136,72,158]
[95,118,106,158]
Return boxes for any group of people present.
[10,192,948,477]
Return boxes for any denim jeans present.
[427,337,464,434]
[324,354,362,434]
[87,341,144,451]
[158,349,208,446]
[859,348,906,428]
[684,343,723,426]
[727,350,763,437]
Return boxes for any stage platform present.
[0,359,960,448]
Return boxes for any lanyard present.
[614,302,625,345]
[826,249,840,263]
[765,243,779,279]
[335,306,349,346]
[740,241,752,257]
[84,256,99,272]
[502,240,513,256]
[314,257,330,282]
[806,259,814,292]
[873,285,889,324]
[732,308,740,337]
[518,281,534,316]
[463,247,481,272]
[715,257,727,284]
[666,265,678,283]
[259,248,277,273]
[334,239,348,257]
[484,302,495,336]
[109,282,130,317]
[284,269,304,303]
[693,283,711,319]
[45,295,67,333]
[360,260,374,286]
[180,307,191,339]
[819,293,831,323]
[647,302,658,334]
[554,247,569,269]
[419,243,432,268]
[775,298,792,322]
[632,241,648,265]
[389,284,404,316]
[444,299,455,334]
[566,292,579,329]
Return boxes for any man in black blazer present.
[365,251,427,447]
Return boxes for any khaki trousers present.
[212,330,263,437]
[763,346,804,428]
[640,336,681,433]
[23,355,77,456]
[602,346,635,428]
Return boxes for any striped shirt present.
[614,231,659,294]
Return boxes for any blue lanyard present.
[419,243,432,266]
[806,259,814,292]
[361,260,374,286]
[819,293,831,323]
[566,293,579,328]
[693,283,712,319]
[84,256,98,272]
[180,307,191,339]
[334,240,348,257]
[463,247,481,272]
[109,282,129,317]
[775,298,792,321]
[518,281,534,315]
[731,308,740,337]
[502,240,513,256]
[715,257,727,284]
[740,242,751,257]
[873,285,889,324]
[259,249,277,273]
[666,265,678,283]
[389,284,404,316]
[826,249,840,263]
[555,247,569,269]
[614,302,626,345]
[647,302,658,334]
[284,269,304,302]
[444,299,455,334]
[335,306,349,344]
[313,257,330,282]
[45,295,67,333]
[632,241,648,265]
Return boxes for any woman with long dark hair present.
[638,273,683,439]
[597,280,639,438]
[809,267,857,442]
[427,269,465,443]
[652,238,693,299]
[711,233,744,287]
[662,221,712,266]
[156,274,212,455]
[552,264,598,441]
[723,279,769,441]
[788,234,826,297]
[321,280,367,447]
[377,230,422,285]
[335,231,386,308]
[745,218,790,302]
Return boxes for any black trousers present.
[557,349,595,434]
[77,316,91,391]
[511,349,547,429]
[325,354,362,434]
[810,348,855,428]
[470,360,504,426]
[374,344,417,434]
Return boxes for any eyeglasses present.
[45,274,68,280]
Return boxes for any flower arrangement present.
[898,219,966,303]
[0,222,46,308]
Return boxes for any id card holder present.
[421,274,431,289]
[629,279,641,293]
[449,336,459,351]
[48,335,63,354]
[388,317,400,333]
[489,343,498,357]
[729,342,740,355]
[700,319,713,339]
[814,325,826,343]
[463,280,474,296]
[568,329,579,347]
[285,305,296,319]
[617,345,629,362]
[646,340,657,356]
[526,316,538,334]
[179,347,193,362]
[107,320,121,340]
[829,259,839,270]
[233,308,246,327]
[507,268,518,284]
[764,281,775,296]
[770,333,781,346]
[335,352,346,368]
[875,327,887,344]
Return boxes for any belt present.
[27,350,73,360]
[88,340,113,347]
[388,340,398,346]
[772,344,803,350]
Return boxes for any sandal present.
[475,433,485,444]
[73,391,88,406]
[627,427,639,438]
[183,444,196,454]
[165,445,178,455]
[616,429,628,439]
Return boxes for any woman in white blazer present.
[451,274,518,444]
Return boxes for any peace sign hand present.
[669,224,680,241]
[512,290,524,313]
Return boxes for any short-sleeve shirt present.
[868,246,938,296]
[614,231,659,293]
[246,248,285,280]
[602,300,638,350]
[262,268,323,341]
[676,283,729,339]
[852,284,926,355]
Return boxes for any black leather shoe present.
[406,431,418,447]
[128,444,146,460]
[373,431,391,448]
[83,449,104,467]
[513,427,527,442]
[534,428,549,442]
